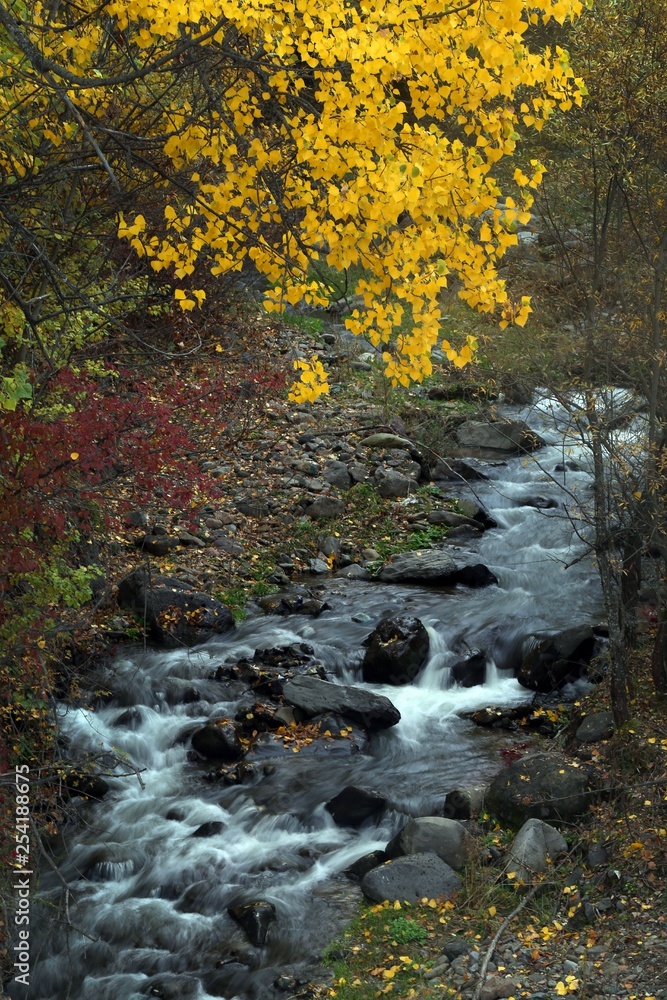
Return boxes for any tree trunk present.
[652,618,667,696]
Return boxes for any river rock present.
[282,675,400,729]
[360,852,461,903]
[335,564,371,580]
[456,419,545,452]
[361,615,429,685]
[430,458,489,482]
[504,818,568,882]
[117,569,234,647]
[450,650,487,687]
[486,754,592,828]
[377,550,454,583]
[228,900,276,947]
[325,786,387,827]
[427,510,485,529]
[191,722,244,762]
[516,626,596,691]
[344,850,389,881]
[575,711,615,743]
[386,817,473,870]
[191,820,225,838]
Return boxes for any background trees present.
[502,0,667,719]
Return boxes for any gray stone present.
[306,497,345,519]
[125,509,148,527]
[479,976,521,1000]
[236,501,270,518]
[387,817,474,870]
[320,536,341,557]
[214,537,245,555]
[323,461,352,490]
[282,675,400,729]
[361,852,461,903]
[335,564,371,580]
[134,533,180,556]
[575,711,615,743]
[487,754,591,828]
[427,510,484,529]
[377,472,412,498]
[377,550,497,588]
[178,531,206,548]
[309,558,331,574]
[348,462,369,483]
[456,418,545,452]
[505,818,568,883]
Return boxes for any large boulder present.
[504,818,568,883]
[377,551,497,588]
[281,675,400,729]
[361,616,429,685]
[486,754,592,828]
[360,852,461,903]
[386,817,473,871]
[516,626,596,692]
[117,569,234,648]
[325,786,387,827]
[456,419,545,453]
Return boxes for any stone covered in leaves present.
[361,615,430,685]
[117,569,234,648]
[282,674,401,729]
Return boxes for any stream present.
[20,394,610,1000]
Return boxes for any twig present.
[472,883,542,1000]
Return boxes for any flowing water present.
[20,394,613,1000]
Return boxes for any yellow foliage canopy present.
[0,0,583,399]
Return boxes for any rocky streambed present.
[16,394,622,1000]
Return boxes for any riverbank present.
[317,647,667,1000]
[2,317,666,1000]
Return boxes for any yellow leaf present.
[489,906,497,916]
[70,452,79,460]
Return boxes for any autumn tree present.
[1,0,584,404]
